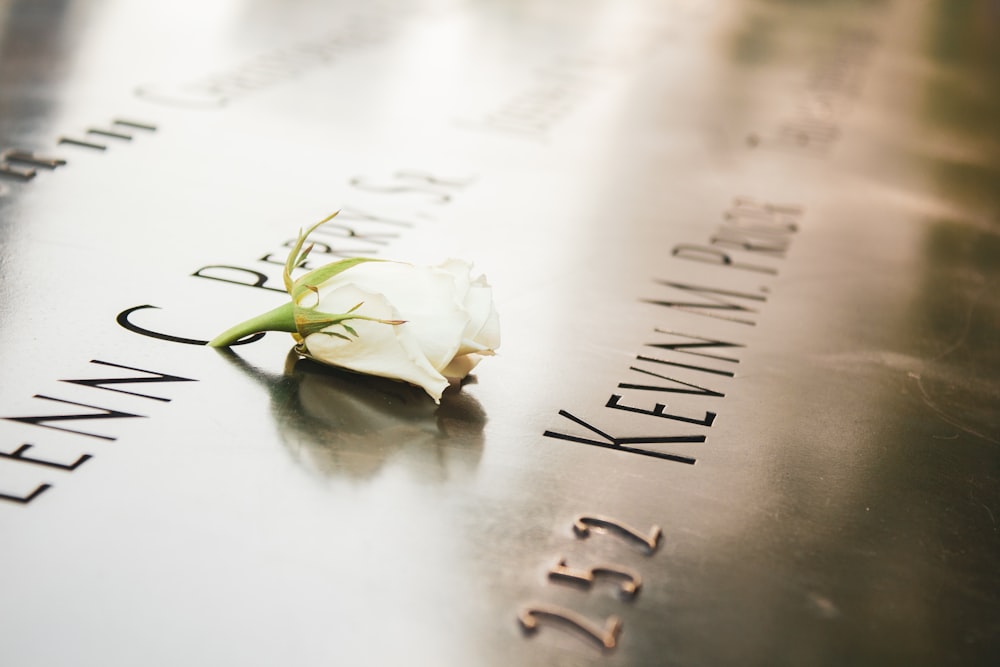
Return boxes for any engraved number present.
[518,604,622,650]
[573,514,663,553]
[548,557,642,599]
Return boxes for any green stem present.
[208,301,297,347]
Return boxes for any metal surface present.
[1,1,998,665]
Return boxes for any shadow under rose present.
[218,349,487,482]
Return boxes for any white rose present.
[299,259,500,402]
[209,213,500,403]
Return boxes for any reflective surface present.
[1,1,998,665]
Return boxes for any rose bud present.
[209,212,500,402]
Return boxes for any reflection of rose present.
[300,259,500,403]
[220,350,486,480]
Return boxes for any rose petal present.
[317,262,466,372]
[437,260,500,355]
[460,281,500,354]
[441,353,483,380]
[304,284,449,402]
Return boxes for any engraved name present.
[119,168,475,345]
[748,28,878,156]
[1,361,196,505]
[455,57,608,141]
[543,196,803,464]
[134,14,399,109]
[0,118,156,187]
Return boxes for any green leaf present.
[283,211,341,293]
[291,257,382,302]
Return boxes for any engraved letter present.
[0,484,51,505]
[117,305,264,346]
[0,444,90,471]
[3,396,145,441]
[606,394,716,426]
[618,364,724,398]
[646,329,744,365]
[191,265,285,293]
[711,229,789,257]
[672,244,777,275]
[134,83,227,109]
[644,280,767,326]
[61,360,196,402]
[334,207,414,228]
[543,410,700,464]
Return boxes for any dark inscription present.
[544,197,803,464]
[0,118,156,188]
[0,360,196,505]
[748,29,877,156]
